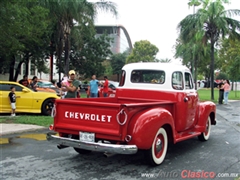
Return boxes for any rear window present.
[130,70,165,84]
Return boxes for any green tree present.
[70,31,113,78]
[157,58,172,63]
[219,37,240,94]
[111,52,127,81]
[41,0,117,75]
[35,60,50,79]
[0,0,51,81]
[178,0,240,100]
[126,40,159,64]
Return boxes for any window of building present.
[30,63,36,75]
[22,63,26,75]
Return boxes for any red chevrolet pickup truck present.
[47,62,216,166]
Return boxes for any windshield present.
[110,81,119,87]
[37,81,55,87]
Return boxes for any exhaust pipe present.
[57,145,69,149]
[103,152,116,158]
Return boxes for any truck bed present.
[53,97,175,141]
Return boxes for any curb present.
[0,124,47,136]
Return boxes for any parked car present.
[203,80,218,88]
[0,81,60,115]
[98,80,119,97]
[37,80,60,95]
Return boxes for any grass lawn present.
[0,89,239,126]
[197,88,240,102]
[0,115,54,127]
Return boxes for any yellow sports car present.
[0,81,60,115]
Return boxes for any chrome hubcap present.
[155,138,162,153]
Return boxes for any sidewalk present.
[0,100,239,136]
[0,123,46,136]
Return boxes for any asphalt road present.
[1,105,240,180]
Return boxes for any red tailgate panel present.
[54,100,122,137]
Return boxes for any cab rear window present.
[130,70,165,84]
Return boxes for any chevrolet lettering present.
[47,62,216,166]
[64,111,112,122]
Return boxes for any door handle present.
[184,97,189,102]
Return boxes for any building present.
[95,25,133,54]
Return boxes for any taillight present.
[49,124,54,130]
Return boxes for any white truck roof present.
[120,62,193,91]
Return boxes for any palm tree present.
[41,0,117,75]
[178,0,240,100]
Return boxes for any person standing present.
[8,86,20,116]
[89,74,99,98]
[222,79,231,105]
[218,79,224,104]
[102,76,109,97]
[19,75,30,88]
[62,70,80,98]
[30,76,38,91]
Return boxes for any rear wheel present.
[198,117,211,141]
[145,127,168,166]
[41,98,55,116]
[73,148,92,154]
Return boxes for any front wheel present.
[198,116,211,141]
[145,127,168,166]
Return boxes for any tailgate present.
[53,99,123,138]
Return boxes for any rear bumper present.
[46,133,138,155]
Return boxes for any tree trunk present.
[210,35,215,100]
[64,34,70,75]
[194,57,197,90]
[50,41,54,82]
[59,70,61,82]
[14,60,24,81]
[25,55,29,76]
[9,55,15,81]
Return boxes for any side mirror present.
[22,88,30,92]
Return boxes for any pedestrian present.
[222,79,231,105]
[218,79,224,104]
[62,70,80,98]
[89,74,99,98]
[19,75,30,88]
[30,76,38,92]
[8,86,20,116]
[102,76,109,97]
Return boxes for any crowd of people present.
[57,70,109,99]
[17,70,110,99]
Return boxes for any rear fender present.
[127,107,175,149]
[198,101,216,127]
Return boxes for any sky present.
[90,0,240,64]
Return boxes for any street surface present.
[1,102,240,180]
